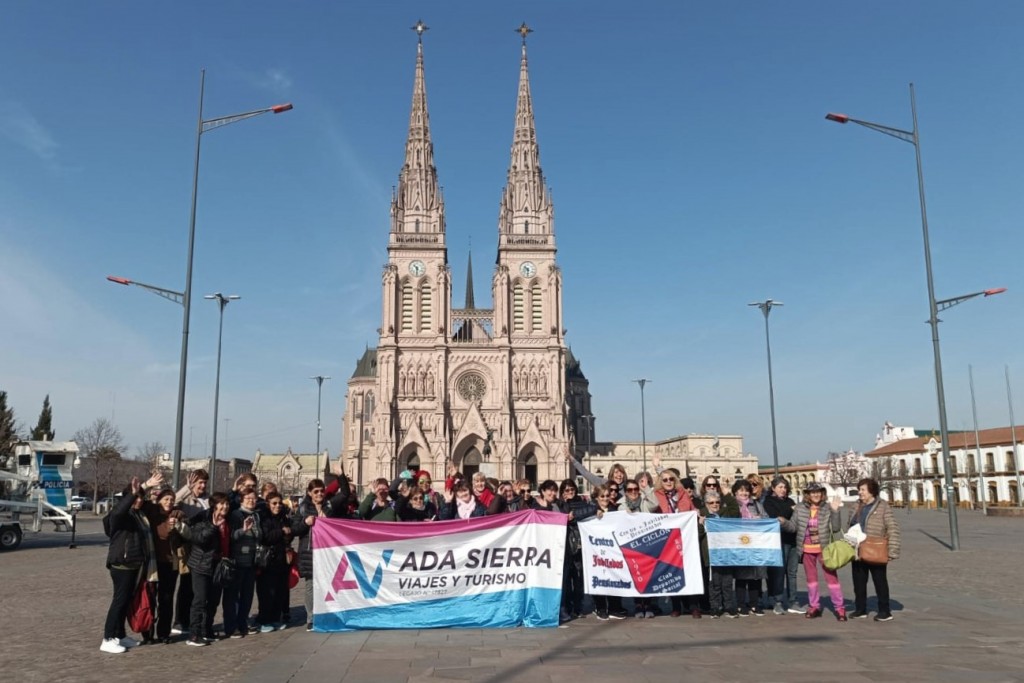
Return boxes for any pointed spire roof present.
[391,20,445,239]
[465,248,475,309]
[498,24,553,243]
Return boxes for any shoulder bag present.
[858,536,889,565]
[822,524,855,570]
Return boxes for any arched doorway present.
[462,448,482,480]
[406,452,421,472]
[933,482,943,509]
[1009,482,1020,506]
[519,451,538,488]
[988,482,999,505]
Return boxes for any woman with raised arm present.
[438,482,487,520]
[142,485,183,644]
[100,473,162,654]
[183,491,231,646]
[780,482,845,620]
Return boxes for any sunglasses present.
[661,478,676,483]
[310,488,324,494]
[625,487,639,492]
[705,483,719,488]
[707,500,721,505]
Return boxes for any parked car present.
[69,496,93,512]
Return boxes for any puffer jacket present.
[848,499,901,560]
[763,494,797,546]
[184,509,226,576]
[292,483,351,580]
[781,501,842,554]
[229,506,259,568]
[106,487,148,568]
[258,506,292,567]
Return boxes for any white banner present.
[579,511,704,597]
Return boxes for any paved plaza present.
[3,509,1022,683]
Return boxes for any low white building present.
[864,423,1023,508]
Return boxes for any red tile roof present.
[865,426,1024,457]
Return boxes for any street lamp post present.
[311,375,331,477]
[749,299,783,478]
[827,84,1006,550]
[205,293,240,489]
[169,70,292,489]
[632,380,651,474]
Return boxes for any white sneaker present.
[119,637,140,649]
[100,638,127,654]
[170,627,183,635]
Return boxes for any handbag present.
[822,526,855,571]
[858,536,889,565]
[128,578,155,633]
[213,557,237,586]
[254,545,272,568]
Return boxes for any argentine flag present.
[705,518,782,567]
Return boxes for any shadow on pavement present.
[917,529,953,550]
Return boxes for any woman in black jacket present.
[101,474,161,655]
[222,486,260,638]
[256,491,293,632]
[292,474,351,631]
[559,480,588,621]
[183,492,231,647]
[763,476,800,614]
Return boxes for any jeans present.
[803,551,844,612]
[222,566,256,636]
[709,567,736,614]
[304,578,314,626]
[104,566,138,640]
[257,564,290,625]
[768,542,800,607]
[561,552,584,615]
[174,570,193,630]
[150,562,177,639]
[851,560,891,614]
[189,571,223,639]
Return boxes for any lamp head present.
[825,113,850,124]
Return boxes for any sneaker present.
[836,611,848,622]
[119,636,140,648]
[737,608,750,617]
[170,626,183,636]
[260,624,276,634]
[100,638,126,654]
[229,632,245,639]
[248,624,261,634]
[634,610,646,619]
[275,622,288,631]
[787,605,807,614]
[608,609,628,620]
[596,610,610,621]
[851,610,869,619]
[644,610,655,619]
[560,608,573,622]
[773,603,785,615]
[805,608,822,619]
[203,637,217,644]
[709,612,721,619]
[874,613,894,622]
[725,611,739,619]
[751,607,764,617]
[305,623,313,632]
[185,638,208,647]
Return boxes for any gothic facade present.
[341,29,593,489]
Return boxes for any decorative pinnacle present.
[516,22,533,45]
[412,19,429,42]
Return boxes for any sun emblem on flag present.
[739,534,751,545]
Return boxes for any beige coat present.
[848,498,901,561]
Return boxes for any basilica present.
[340,25,593,488]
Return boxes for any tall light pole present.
[632,380,651,474]
[1007,366,1024,507]
[826,85,1006,550]
[968,365,986,512]
[749,299,783,478]
[205,293,240,489]
[170,70,292,489]
[311,375,331,477]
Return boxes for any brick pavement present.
[3,509,1022,683]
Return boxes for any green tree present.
[30,394,55,441]
[0,390,19,461]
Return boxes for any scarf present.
[457,497,476,519]
[132,507,159,582]
[622,495,644,512]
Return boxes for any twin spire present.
[393,21,552,243]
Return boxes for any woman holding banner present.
[652,468,699,618]
[293,476,352,631]
[582,484,628,620]
[732,480,769,616]
[559,479,587,621]
[780,481,846,621]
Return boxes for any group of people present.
[101,459,901,653]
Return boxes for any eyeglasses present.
[625,487,639,492]
[597,494,610,499]
[707,501,721,505]
[268,500,282,506]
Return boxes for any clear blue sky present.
[2,2,1022,465]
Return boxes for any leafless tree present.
[72,418,127,507]
[824,450,867,496]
